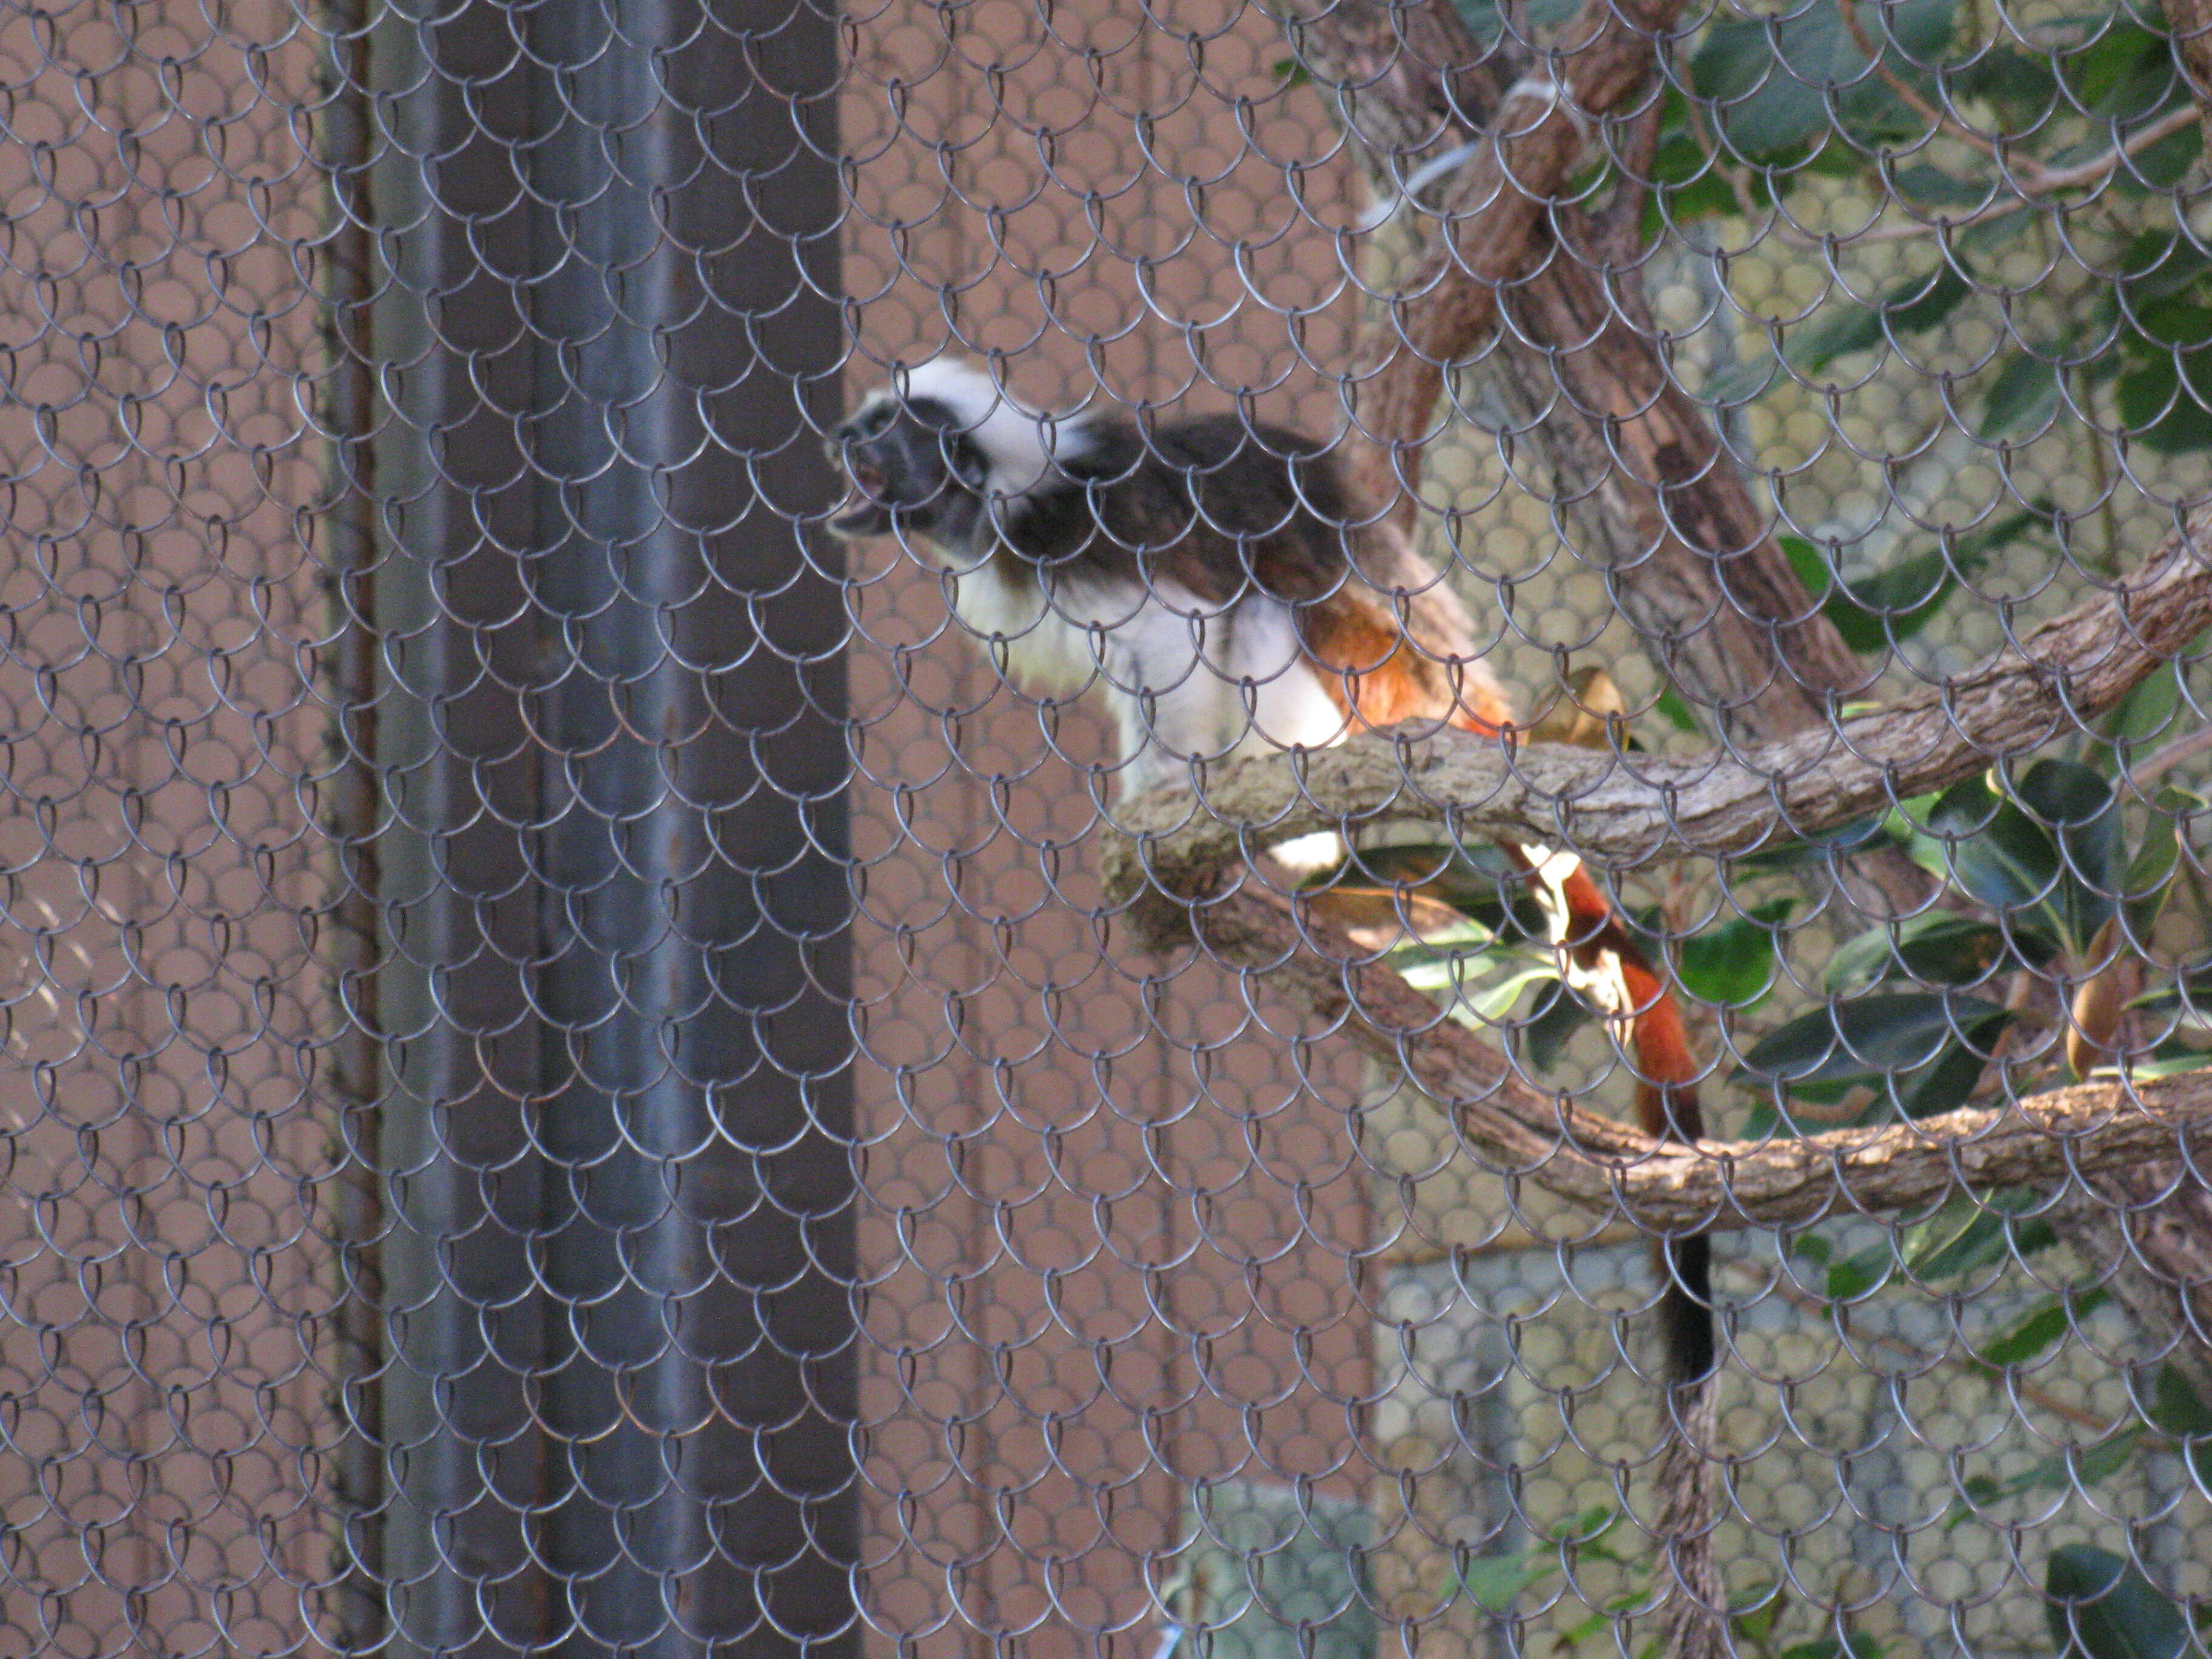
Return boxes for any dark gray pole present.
[360,0,853,1648]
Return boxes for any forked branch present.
[1104,514,2212,1233]
[1189,882,2212,1233]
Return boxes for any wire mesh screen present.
[1,0,2211,1654]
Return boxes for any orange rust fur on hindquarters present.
[1300,608,1516,737]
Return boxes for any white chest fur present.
[925,543,1346,794]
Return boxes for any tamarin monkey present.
[827,356,1715,1409]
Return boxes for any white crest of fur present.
[883,356,1087,500]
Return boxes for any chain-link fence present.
[2,0,2210,1654]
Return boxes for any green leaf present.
[1652,685,1706,735]
[2148,1364,2212,1439]
[1826,1241,1892,1301]
[2130,957,2212,1030]
[2123,796,2187,939]
[2116,119,2202,193]
[1409,958,1563,1022]
[2046,1543,2189,1659]
[1732,1588,1786,1644]
[2019,758,2126,948]
[1789,264,1972,372]
[1691,0,1958,158]
[1648,134,1751,230]
[1521,977,1594,1073]
[1820,506,2046,651]
[1825,549,1955,651]
[1977,1288,2110,1367]
[1679,900,1797,1008]
[1460,1551,1557,1615]
[2103,659,2184,756]
[1823,913,2026,994]
[1949,45,2059,126]
[1895,1022,2011,1118]
[1697,354,1784,409]
[1552,1504,1620,1546]
[2063,18,2184,124]
[1905,1189,2059,1281]
[1956,1433,2146,1527]
[1780,533,1834,602]
[1959,207,2034,254]
[2145,1363,2212,1489]
[1736,992,2012,1110]
[2132,295,2212,352]
[1888,163,1990,209]
[1908,776,2075,945]
[2117,354,2212,454]
[1732,813,1894,873]
[2117,229,2212,313]
[1980,351,2064,440]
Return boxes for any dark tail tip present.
[1664,1235,1716,1388]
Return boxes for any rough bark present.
[1291,0,1694,513]
[1104,511,2212,907]
[2064,1168,2212,1415]
[1269,4,2212,1641]
[2063,0,2212,1424]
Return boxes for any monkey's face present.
[827,395,987,545]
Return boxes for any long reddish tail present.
[1301,585,1714,1381]
[1314,489,1724,1658]
[1543,859,1714,1389]
[1429,684,1716,1388]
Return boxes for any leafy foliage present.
[2045,1545,2191,1659]
[1337,655,2205,1656]
[1338,0,2212,1646]
[1663,0,2211,462]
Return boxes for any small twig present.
[1835,0,2036,182]
[1832,0,2194,197]
[1681,91,1781,230]
[2128,722,2212,787]
[1683,70,2197,250]
[1843,103,2201,243]
[2025,102,2200,190]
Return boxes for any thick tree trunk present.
[1495,250,1872,739]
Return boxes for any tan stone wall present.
[839,5,1387,1654]
[0,0,339,1649]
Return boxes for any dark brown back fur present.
[1010,414,1509,732]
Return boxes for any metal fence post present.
[358,0,853,1648]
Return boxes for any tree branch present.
[1104,511,2212,908]
[1294,0,1879,773]
[1290,0,1695,517]
[1500,246,1874,740]
[1182,882,2212,1234]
